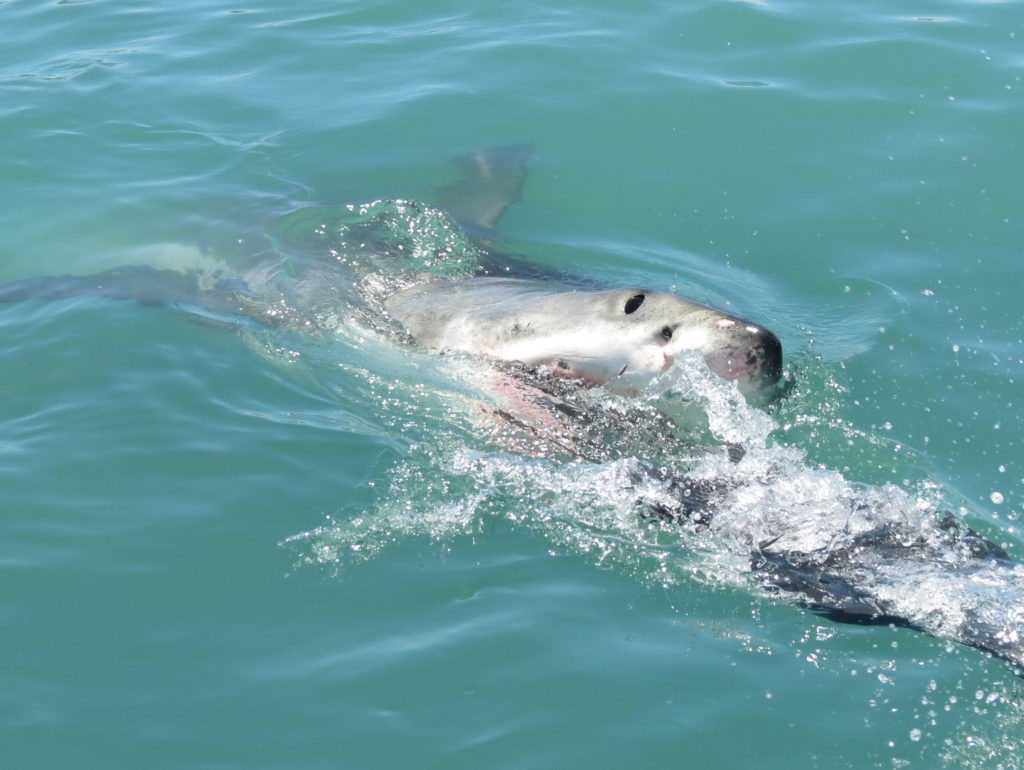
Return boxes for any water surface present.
[2,0,1023,767]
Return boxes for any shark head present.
[525,287,783,397]
[386,278,782,400]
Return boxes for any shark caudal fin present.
[0,268,200,306]
[434,144,534,235]
[0,266,254,319]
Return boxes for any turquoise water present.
[3,0,1024,767]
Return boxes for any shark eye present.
[624,294,645,314]
[661,325,673,340]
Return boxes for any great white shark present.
[2,146,1022,671]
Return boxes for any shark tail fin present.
[0,266,252,319]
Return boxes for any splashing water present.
[270,201,1024,672]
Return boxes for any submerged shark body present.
[1,147,1021,671]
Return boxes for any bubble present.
[991,492,1005,504]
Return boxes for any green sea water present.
[2,0,1024,767]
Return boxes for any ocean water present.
[2,0,1023,767]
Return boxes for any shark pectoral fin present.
[434,144,534,234]
[752,550,898,624]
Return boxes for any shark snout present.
[701,322,783,392]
